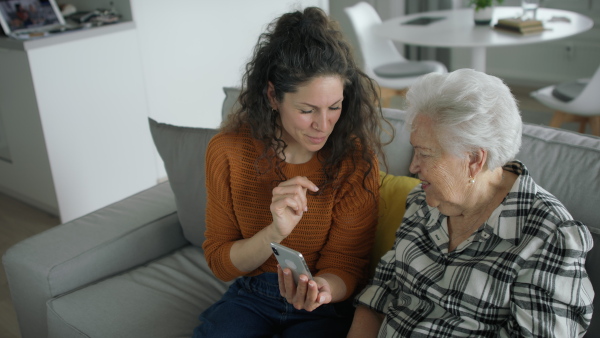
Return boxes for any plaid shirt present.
[355,161,594,337]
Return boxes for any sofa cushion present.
[3,181,182,338]
[47,245,231,338]
[516,124,600,338]
[371,172,420,272]
[381,108,414,177]
[149,119,219,247]
[518,123,600,232]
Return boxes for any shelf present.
[0,21,135,51]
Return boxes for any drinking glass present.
[521,0,541,20]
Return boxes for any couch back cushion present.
[373,172,420,272]
[380,109,414,177]
[149,118,218,247]
[516,124,600,338]
[517,124,600,232]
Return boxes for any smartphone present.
[270,242,313,284]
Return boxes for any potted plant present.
[470,0,504,25]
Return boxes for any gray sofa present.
[4,91,600,338]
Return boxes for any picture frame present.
[0,0,65,36]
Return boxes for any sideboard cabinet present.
[0,22,158,223]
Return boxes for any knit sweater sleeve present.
[315,155,380,300]
[202,133,247,281]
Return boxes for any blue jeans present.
[192,273,355,338]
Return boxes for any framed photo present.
[0,0,65,36]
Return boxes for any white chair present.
[530,64,600,136]
[344,2,447,107]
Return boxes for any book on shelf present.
[496,18,543,28]
[493,22,545,35]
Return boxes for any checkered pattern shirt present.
[355,161,594,337]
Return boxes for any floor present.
[0,85,592,338]
[0,193,60,338]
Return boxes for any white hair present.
[405,68,522,170]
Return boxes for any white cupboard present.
[0,23,158,223]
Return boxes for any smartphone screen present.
[270,242,313,284]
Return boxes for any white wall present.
[130,0,328,179]
[132,0,328,129]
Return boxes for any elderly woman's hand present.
[269,176,319,239]
[277,265,332,312]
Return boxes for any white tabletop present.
[375,6,594,72]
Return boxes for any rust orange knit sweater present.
[203,127,379,300]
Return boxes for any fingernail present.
[300,276,307,282]
[304,206,308,212]
[314,186,319,191]
[319,295,325,303]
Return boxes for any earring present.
[469,176,475,184]
[272,108,279,114]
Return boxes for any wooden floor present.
[0,193,60,338]
[0,84,588,338]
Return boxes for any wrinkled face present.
[270,76,344,164]
[408,115,471,216]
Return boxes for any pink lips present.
[420,180,430,189]
[307,135,326,144]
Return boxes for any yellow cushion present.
[370,171,420,273]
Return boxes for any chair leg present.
[590,116,600,136]
[549,111,567,128]
[549,111,592,134]
[578,120,587,134]
[379,87,407,108]
[380,88,393,108]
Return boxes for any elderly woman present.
[348,69,594,337]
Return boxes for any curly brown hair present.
[221,7,390,194]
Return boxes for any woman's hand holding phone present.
[277,265,332,312]
[272,242,330,312]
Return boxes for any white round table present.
[374,6,594,72]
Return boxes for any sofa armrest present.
[2,181,188,338]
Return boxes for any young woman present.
[193,6,388,338]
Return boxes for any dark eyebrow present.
[298,98,343,108]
